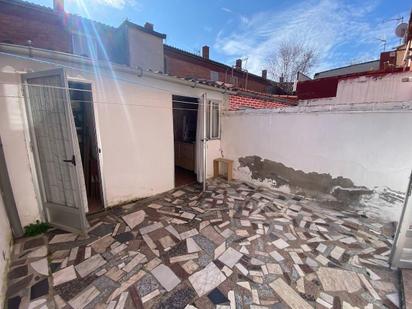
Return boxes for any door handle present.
[63,155,76,166]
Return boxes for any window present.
[210,70,219,81]
[206,101,220,139]
[72,32,98,58]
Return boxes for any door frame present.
[68,80,107,212]
[21,68,89,234]
[390,170,412,268]
[172,94,201,188]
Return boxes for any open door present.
[195,93,207,190]
[22,68,88,234]
[391,170,412,268]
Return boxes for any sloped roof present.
[314,60,380,79]
[146,69,234,91]
[164,44,277,84]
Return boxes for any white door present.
[391,170,412,268]
[22,68,88,234]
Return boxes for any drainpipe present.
[203,93,207,192]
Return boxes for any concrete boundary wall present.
[221,106,412,221]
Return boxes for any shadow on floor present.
[175,166,197,187]
[5,178,400,308]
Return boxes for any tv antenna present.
[242,57,249,70]
[382,16,405,44]
[382,16,404,24]
[395,22,408,43]
[375,37,387,51]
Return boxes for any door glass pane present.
[206,101,210,139]
[26,78,77,208]
[211,102,220,138]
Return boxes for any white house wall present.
[0,52,224,225]
[0,192,12,306]
[222,108,412,221]
[0,60,43,226]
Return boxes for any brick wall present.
[229,95,289,110]
[0,2,72,53]
[296,67,406,100]
[165,50,213,80]
[164,46,284,94]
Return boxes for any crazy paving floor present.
[6,179,401,309]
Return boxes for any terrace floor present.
[6,178,400,309]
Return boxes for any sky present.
[30,0,410,77]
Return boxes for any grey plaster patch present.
[238,155,366,198]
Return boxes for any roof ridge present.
[164,44,202,57]
[315,59,380,75]
[2,0,118,30]
[67,13,117,31]
[1,0,55,13]
[164,44,277,84]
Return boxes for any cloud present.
[214,0,407,77]
[92,0,138,9]
[221,7,250,25]
[221,7,233,13]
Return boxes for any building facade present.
[0,0,287,96]
[164,45,286,94]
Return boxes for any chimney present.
[262,69,267,79]
[235,59,242,70]
[144,22,154,32]
[202,45,209,59]
[53,0,64,13]
[279,74,284,83]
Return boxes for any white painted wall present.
[127,26,164,72]
[0,50,224,224]
[222,108,412,193]
[0,64,42,226]
[0,192,12,306]
[301,71,412,106]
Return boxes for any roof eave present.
[0,43,234,94]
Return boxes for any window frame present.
[207,100,221,140]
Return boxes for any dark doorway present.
[172,95,198,187]
[69,82,104,213]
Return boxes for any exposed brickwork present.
[229,94,290,110]
[164,45,286,95]
[0,1,292,100]
[296,67,406,100]
[0,2,72,53]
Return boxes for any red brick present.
[164,45,281,94]
[0,2,72,53]
[228,94,289,110]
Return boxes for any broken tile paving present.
[5,178,400,308]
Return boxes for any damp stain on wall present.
[238,155,371,201]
